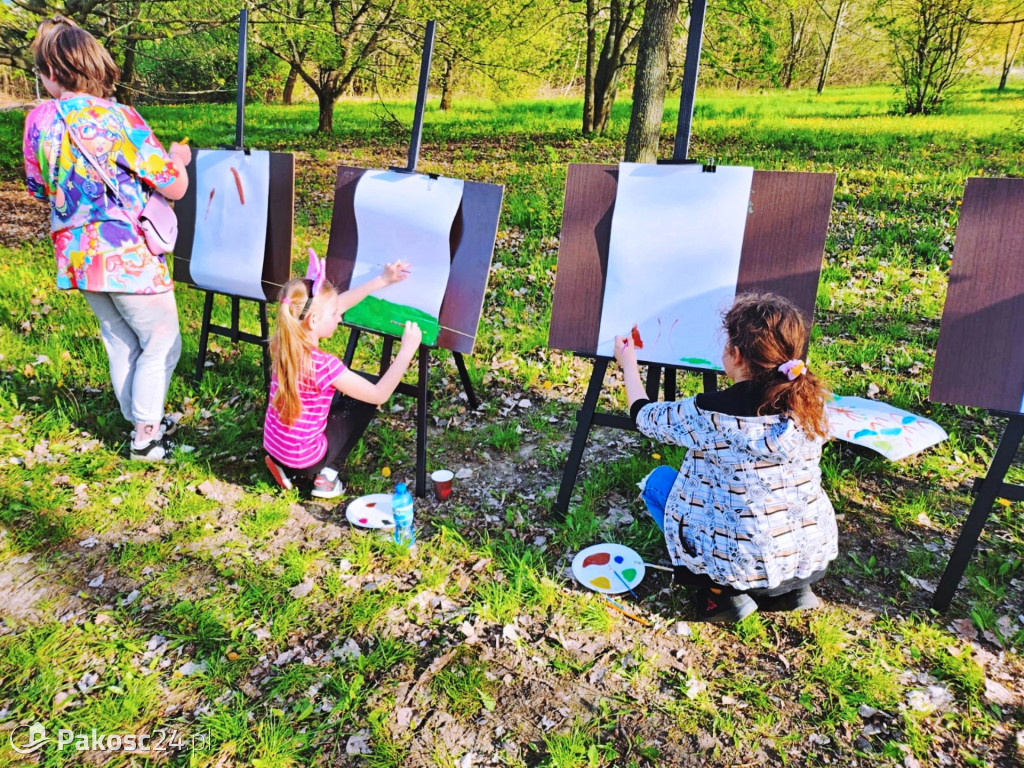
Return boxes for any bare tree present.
[251,0,401,133]
[574,0,643,134]
[998,20,1022,89]
[875,0,975,114]
[816,0,847,92]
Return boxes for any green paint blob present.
[621,568,637,582]
[344,295,441,346]
[677,357,714,366]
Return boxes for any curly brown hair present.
[724,293,829,439]
[31,16,120,99]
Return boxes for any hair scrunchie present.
[778,359,807,380]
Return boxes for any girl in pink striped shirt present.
[264,255,421,498]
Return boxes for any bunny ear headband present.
[282,248,327,320]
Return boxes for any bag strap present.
[55,103,136,220]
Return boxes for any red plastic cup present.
[430,469,454,501]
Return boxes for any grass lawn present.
[0,83,1023,766]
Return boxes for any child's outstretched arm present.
[613,335,648,408]
[337,260,411,315]
[331,321,423,405]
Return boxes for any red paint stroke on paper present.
[582,552,611,568]
[203,188,215,221]
[630,324,644,349]
[668,318,679,347]
[653,317,662,347]
[230,167,245,204]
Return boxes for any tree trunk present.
[282,63,299,105]
[998,22,1021,92]
[440,56,454,110]
[592,52,621,133]
[116,40,136,105]
[782,9,808,89]
[817,0,847,94]
[624,0,680,162]
[583,0,598,133]
[317,87,337,133]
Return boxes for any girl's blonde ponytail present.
[270,279,335,425]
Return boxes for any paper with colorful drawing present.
[189,149,271,301]
[826,395,947,461]
[344,170,465,346]
[596,163,754,369]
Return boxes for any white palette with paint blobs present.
[345,494,394,529]
[571,543,646,595]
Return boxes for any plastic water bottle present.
[392,483,415,549]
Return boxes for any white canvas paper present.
[348,170,464,319]
[596,163,754,368]
[827,395,948,461]
[189,149,271,301]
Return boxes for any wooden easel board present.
[548,164,836,358]
[931,178,1024,412]
[324,165,503,355]
[173,151,295,302]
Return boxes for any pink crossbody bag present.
[57,107,178,255]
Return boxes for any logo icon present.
[10,722,50,754]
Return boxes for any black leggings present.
[282,393,378,481]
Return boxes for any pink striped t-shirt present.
[264,348,347,468]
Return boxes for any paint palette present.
[571,543,646,595]
[345,494,394,529]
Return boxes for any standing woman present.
[23,16,190,460]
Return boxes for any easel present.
[325,21,503,497]
[551,2,712,517]
[928,178,1024,611]
[550,0,834,516]
[172,9,295,389]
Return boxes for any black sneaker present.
[756,586,820,612]
[264,455,294,491]
[693,586,758,623]
[159,414,180,438]
[130,415,180,442]
[129,435,173,462]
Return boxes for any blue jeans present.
[640,465,678,532]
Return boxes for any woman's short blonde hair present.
[31,16,120,98]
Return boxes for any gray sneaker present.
[311,471,344,499]
[756,586,820,612]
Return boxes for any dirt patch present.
[0,181,50,249]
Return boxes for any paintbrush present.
[389,319,474,339]
[599,595,651,626]
[613,569,640,599]
[635,562,673,573]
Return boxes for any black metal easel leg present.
[230,296,240,343]
[932,415,1024,611]
[664,366,677,401]
[194,291,215,385]
[343,329,361,367]
[553,357,611,518]
[645,364,663,400]
[415,348,430,497]
[453,351,479,410]
[260,301,270,391]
